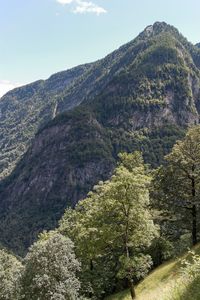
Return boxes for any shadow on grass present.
[106,289,131,300]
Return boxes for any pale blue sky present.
[0,0,200,96]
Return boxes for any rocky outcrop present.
[0,110,114,253]
[0,64,91,178]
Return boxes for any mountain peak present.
[152,21,170,29]
[140,21,178,39]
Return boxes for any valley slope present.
[1,22,200,254]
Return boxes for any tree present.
[19,232,81,300]
[153,126,200,246]
[59,152,158,299]
[0,249,23,300]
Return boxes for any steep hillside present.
[1,22,200,254]
[106,244,200,300]
[0,64,91,178]
[0,23,174,179]
[1,22,200,180]
[0,108,115,252]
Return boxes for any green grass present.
[106,244,200,300]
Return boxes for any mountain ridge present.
[2,21,200,179]
[1,22,200,254]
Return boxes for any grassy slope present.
[106,244,200,300]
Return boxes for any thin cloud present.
[56,0,107,15]
[0,80,23,98]
[57,0,73,4]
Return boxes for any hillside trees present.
[19,232,81,300]
[153,126,200,246]
[0,249,23,300]
[59,152,158,299]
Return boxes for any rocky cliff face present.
[0,109,114,252]
[0,64,92,178]
[1,24,164,179]
[0,22,200,254]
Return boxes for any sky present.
[0,0,200,97]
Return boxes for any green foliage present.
[110,125,185,168]
[117,254,153,281]
[59,152,158,299]
[0,249,23,300]
[148,237,174,267]
[181,251,200,279]
[153,126,200,246]
[19,232,81,300]
[165,251,200,300]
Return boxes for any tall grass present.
[106,245,200,300]
[165,252,200,300]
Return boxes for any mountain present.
[0,64,91,178]
[0,43,140,179]
[1,22,200,254]
[0,26,166,180]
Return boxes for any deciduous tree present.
[0,249,23,300]
[19,232,81,300]
[153,126,200,246]
[60,152,158,299]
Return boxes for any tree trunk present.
[192,204,197,245]
[129,280,136,299]
[124,205,136,299]
[191,175,197,246]
[90,259,94,271]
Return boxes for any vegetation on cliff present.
[0,22,200,255]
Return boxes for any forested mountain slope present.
[0,64,93,178]
[1,23,200,180]
[0,34,150,179]
[1,22,200,254]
